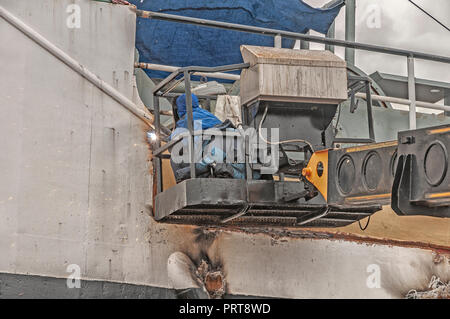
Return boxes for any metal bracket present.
[342,75,376,143]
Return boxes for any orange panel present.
[302,149,329,201]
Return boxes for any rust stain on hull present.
[197,225,450,255]
[326,232,450,255]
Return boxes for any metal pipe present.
[135,62,240,81]
[300,31,310,50]
[323,0,339,53]
[325,22,335,53]
[163,92,220,101]
[334,138,374,144]
[345,0,356,65]
[181,63,251,73]
[0,5,154,128]
[153,136,183,157]
[152,63,249,94]
[153,95,163,193]
[365,83,375,141]
[407,57,417,129]
[152,70,181,94]
[355,93,450,112]
[445,93,450,117]
[323,0,345,9]
[134,9,450,64]
[161,75,185,97]
[184,71,196,179]
[149,109,173,116]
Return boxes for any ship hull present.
[0,0,448,299]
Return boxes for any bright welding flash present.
[147,132,158,142]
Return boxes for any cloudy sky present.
[305,0,450,85]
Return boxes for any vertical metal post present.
[184,71,196,178]
[170,97,179,122]
[325,21,335,53]
[205,97,211,112]
[300,30,310,50]
[444,92,450,117]
[345,0,356,65]
[407,56,417,129]
[365,82,375,141]
[245,135,252,181]
[274,34,282,48]
[153,94,163,193]
[323,0,338,53]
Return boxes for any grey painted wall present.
[0,0,159,286]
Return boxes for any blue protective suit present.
[174,94,222,130]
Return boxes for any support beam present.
[407,56,417,129]
[135,62,240,81]
[300,31,310,50]
[355,93,450,112]
[153,95,163,193]
[325,22,335,53]
[322,0,340,53]
[445,92,450,116]
[184,71,196,179]
[274,34,282,48]
[365,83,375,141]
[345,0,356,65]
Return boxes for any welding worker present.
[169,94,221,181]
[168,93,256,181]
[172,93,221,131]
[170,93,222,150]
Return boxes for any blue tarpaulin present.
[130,0,344,79]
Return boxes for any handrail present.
[356,93,450,112]
[135,62,241,81]
[152,63,250,95]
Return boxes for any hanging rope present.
[406,275,450,299]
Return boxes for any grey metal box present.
[240,45,348,106]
